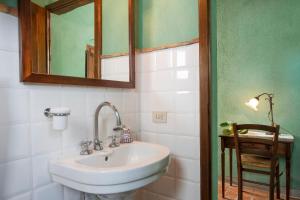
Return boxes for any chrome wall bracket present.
[44,108,71,118]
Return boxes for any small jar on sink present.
[120,128,134,143]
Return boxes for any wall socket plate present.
[152,112,167,123]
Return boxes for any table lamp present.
[245,92,275,126]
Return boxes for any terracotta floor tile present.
[218,181,284,200]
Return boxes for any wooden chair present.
[232,123,282,200]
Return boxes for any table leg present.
[229,148,232,186]
[221,139,225,198]
[286,144,291,200]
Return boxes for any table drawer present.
[222,137,287,156]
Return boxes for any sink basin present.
[49,141,170,194]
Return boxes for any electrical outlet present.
[152,112,167,123]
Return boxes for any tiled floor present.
[218,181,294,200]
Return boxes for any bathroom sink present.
[49,141,170,194]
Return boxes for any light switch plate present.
[152,112,167,123]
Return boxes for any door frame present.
[199,0,212,199]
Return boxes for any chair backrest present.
[232,123,280,166]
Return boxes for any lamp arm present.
[267,95,275,126]
[256,92,275,126]
[255,92,273,99]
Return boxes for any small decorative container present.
[120,128,134,143]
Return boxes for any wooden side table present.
[219,133,294,200]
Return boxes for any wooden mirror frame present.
[19,0,135,88]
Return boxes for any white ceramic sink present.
[49,141,170,194]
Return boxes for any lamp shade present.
[245,98,259,111]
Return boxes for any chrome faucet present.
[94,102,123,150]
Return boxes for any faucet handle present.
[107,135,120,148]
[94,138,103,151]
[80,140,92,148]
[80,140,93,155]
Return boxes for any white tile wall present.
[0,158,32,199]
[0,13,139,200]
[0,124,30,163]
[7,192,32,200]
[101,56,130,82]
[137,43,200,200]
[0,12,200,200]
[63,187,81,200]
[33,183,63,200]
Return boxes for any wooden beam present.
[46,0,93,15]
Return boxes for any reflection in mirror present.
[30,0,94,78]
[101,0,130,82]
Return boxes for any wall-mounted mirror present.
[19,0,135,88]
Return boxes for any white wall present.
[0,13,139,200]
[102,56,130,82]
[0,12,200,200]
[136,44,200,200]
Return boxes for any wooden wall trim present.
[101,52,129,59]
[199,0,212,199]
[138,38,199,54]
[0,3,18,16]
[101,38,199,59]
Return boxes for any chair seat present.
[241,154,277,169]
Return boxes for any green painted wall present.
[217,0,300,189]
[211,0,218,198]
[3,0,198,77]
[50,3,94,77]
[137,0,198,49]
[102,0,129,55]
[1,1,199,50]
